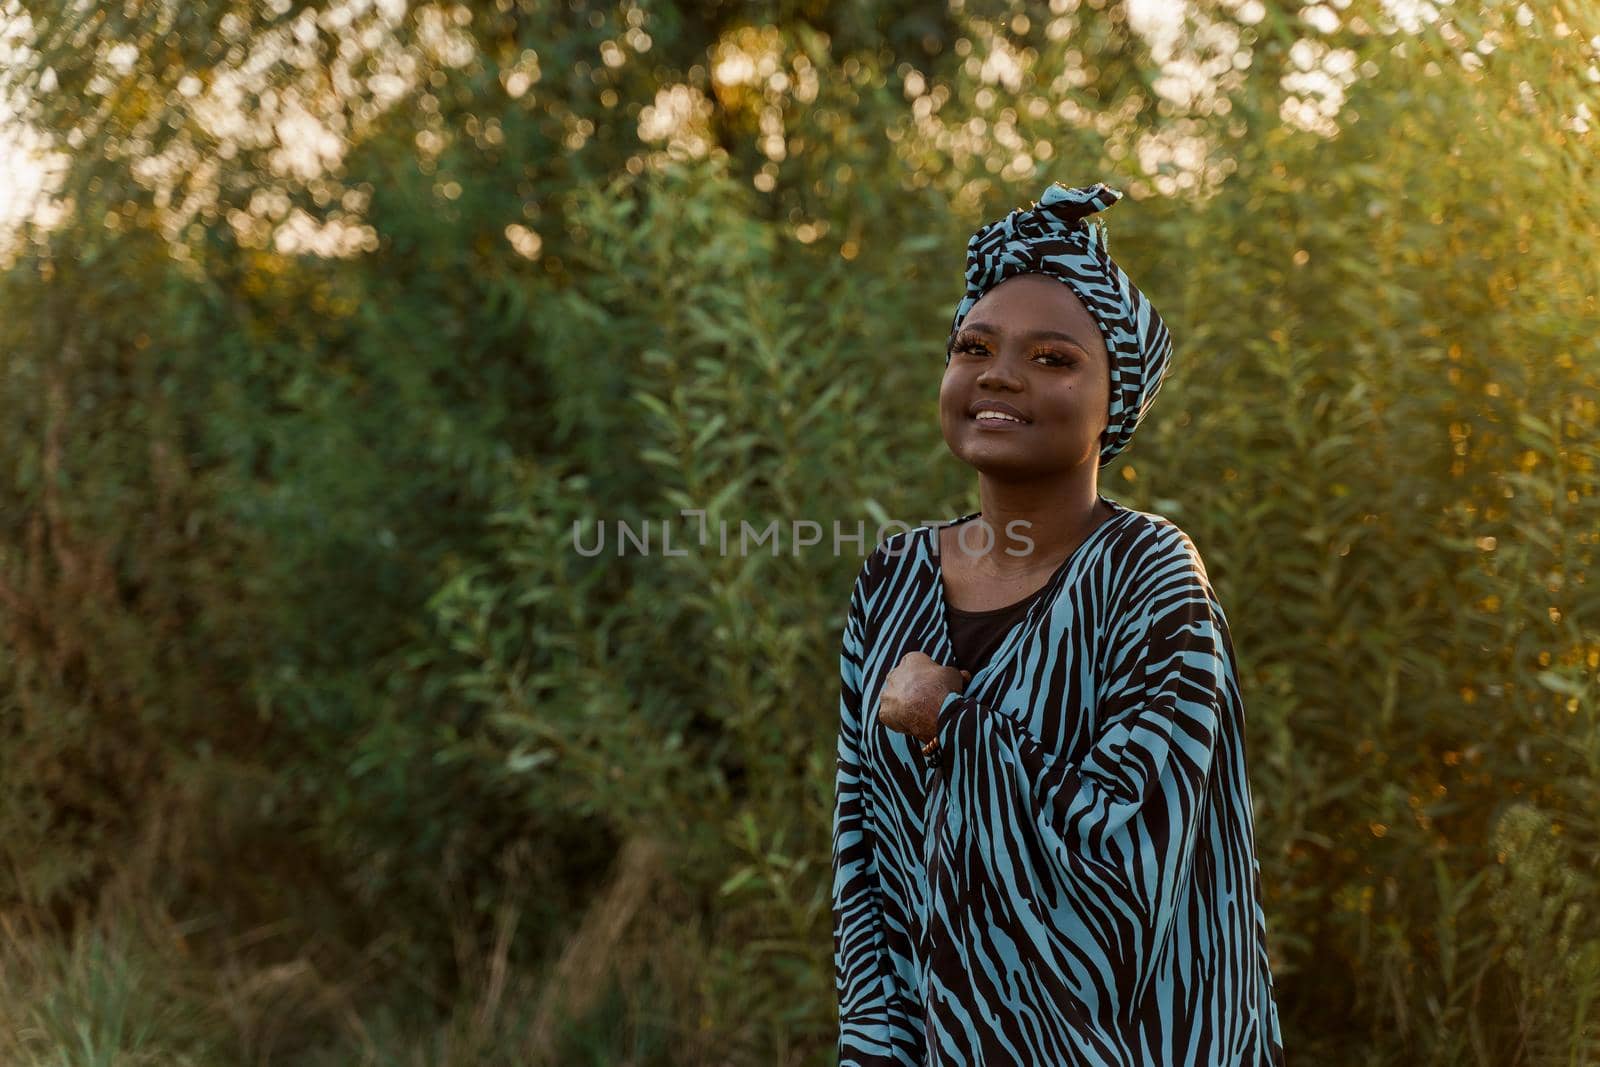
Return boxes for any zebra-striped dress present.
[832,495,1286,1066]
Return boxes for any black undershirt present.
[945,582,1052,672]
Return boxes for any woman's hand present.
[878,652,970,742]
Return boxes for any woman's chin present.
[947,440,1036,477]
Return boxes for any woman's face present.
[938,273,1111,480]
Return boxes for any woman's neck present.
[968,472,1107,578]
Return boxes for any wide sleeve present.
[830,568,899,1063]
[929,532,1225,944]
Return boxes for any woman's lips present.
[971,413,1029,430]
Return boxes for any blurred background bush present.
[0,0,1595,1063]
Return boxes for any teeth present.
[975,411,1022,423]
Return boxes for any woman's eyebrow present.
[957,322,1093,349]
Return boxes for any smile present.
[972,411,1027,426]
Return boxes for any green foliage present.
[0,919,229,1066]
[0,0,1596,1063]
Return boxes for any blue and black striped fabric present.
[831,497,1286,1065]
[948,182,1174,469]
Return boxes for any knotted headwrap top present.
[948,181,1174,467]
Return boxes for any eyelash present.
[950,339,1073,367]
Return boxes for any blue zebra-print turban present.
[948,181,1174,467]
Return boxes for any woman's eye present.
[951,340,1074,365]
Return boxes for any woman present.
[831,182,1286,1066]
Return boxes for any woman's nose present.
[975,350,1024,389]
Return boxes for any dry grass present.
[1,826,733,1067]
